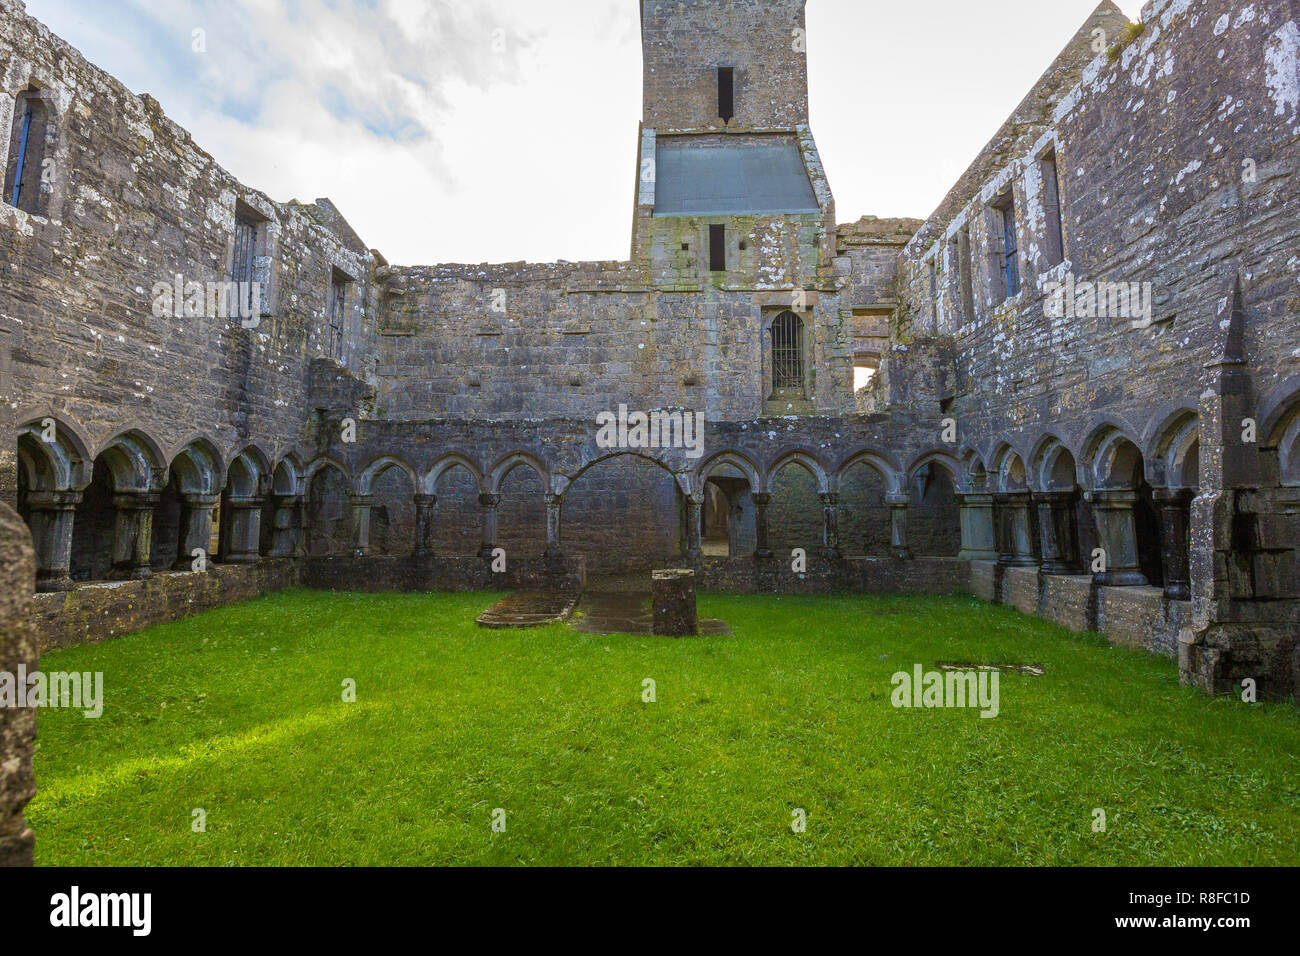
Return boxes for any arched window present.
[4,87,51,216]
[770,310,804,393]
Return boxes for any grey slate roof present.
[653,141,819,217]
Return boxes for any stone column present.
[957,491,999,562]
[683,493,703,560]
[1037,491,1080,574]
[346,494,373,558]
[110,491,157,579]
[545,493,564,558]
[751,492,772,560]
[266,494,301,559]
[820,492,842,560]
[1086,489,1147,586]
[413,493,437,557]
[1155,487,1193,601]
[224,494,265,563]
[175,492,219,569]
[478,493,501,558]
[22,490,80,591]
[999,492,1038,567]
[728,495,747,558]
[993,494,1012,564]
[886,492,912,559]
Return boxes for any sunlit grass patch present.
[29,589,1300,866]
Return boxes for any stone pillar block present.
[652,568,698,637]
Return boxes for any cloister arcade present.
[13,390,1283,603]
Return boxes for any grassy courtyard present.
[29,589,1300,866]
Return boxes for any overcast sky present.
[25,0,1146,266]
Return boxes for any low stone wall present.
[33,560,300,653]
[1097,587,1189,659]
[970,561,1189,660]
[1,503,37,867]
[300,554,586,595]
[1039,574,1094,634]
[1002,567,1039,617]
[695,556,970,595]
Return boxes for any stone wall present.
[0,501,36,866]
[33,559,299,653]
[695,555,969,595]
[888,0,1300,698]
[375,265,850,421]
[640,0,809,131]
[300,554,586,596]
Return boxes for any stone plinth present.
[652,568,698,637]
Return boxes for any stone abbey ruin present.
[1,0,1299,863]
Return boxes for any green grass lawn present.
[29,589,1300,866]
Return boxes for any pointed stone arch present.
[695,450,762,559]
[695,449,761,494]
[16,415,91,494]
[836,448,903,495]
[1143,407,1200,490]
[94,427,168,492]
[358,455,418,496]
[764,449,830,495]
[487,451,549,496]
[422,453,484,496]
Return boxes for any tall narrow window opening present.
[1039,149,1066,267]
[771,310,804,392]
[956,227,974,325]
[992,193,1020,299]
[10,101,33,208]
[327,271,349,360]
[717,67,734,123]
[232,213,259,315]
[5,88,51,216]
[709,224,726,272]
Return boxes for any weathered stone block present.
[1097,586,1176,658]
[967,560,999,603]
[1003,567,1040,617]
[652,569,698,637]
[0,503,36,867]
[1040,574,1094,633]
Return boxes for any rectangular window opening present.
[327,270,351,360]
[709,224,726,272]
[992,192,1020,300]
[10,101,34,208]
[771,311,804,392]
[6,90,49,215]
[717,67,734,123]
[956,227,974,325]
[232,213,259,315]
[1040,149,1066,267]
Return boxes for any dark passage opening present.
[717,67,734,123]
